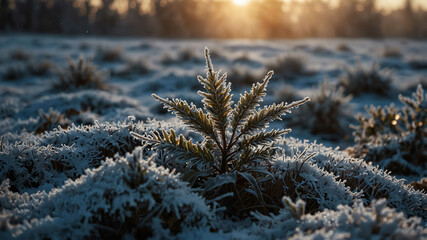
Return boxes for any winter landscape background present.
[0,0,426,239]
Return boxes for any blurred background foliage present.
[0,0,426,38]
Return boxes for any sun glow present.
[233,0,250,6]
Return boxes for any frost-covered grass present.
[0,36,426,239]
[338,61,395,96]
[290,79,354,140]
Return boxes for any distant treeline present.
[1,0,426,38]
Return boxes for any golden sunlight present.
[233,0,250,6]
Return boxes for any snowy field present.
[0,35,426,239]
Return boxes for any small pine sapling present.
[132,48,310,215]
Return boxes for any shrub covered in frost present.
[337,43,352,52]
[178,48,202,62]
[2,65,25,81]
[383,45,402,58]
[338,61,394,96]
[9,49,32,61]
[281,137,426,218]
[407,58,427,70]
[26,60,53,76]
[132,48,310,216]
[34,108,71,134]
[113,58,152,77]
[160,52,176,65]
[0,90,153,136]
[54,56,110,91]
[290,79,353,139]
[273,84,303,104]
[0,149,214,239]
[251,198,425,240]
[265,148,354,214]
[266,53,307,79]
[95,46,123,62]
[0,118,182,192]
[350,85,426,176]
[226,66,260,87]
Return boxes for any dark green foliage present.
[350,85,426,175]
[54,56,110,91]
[132,48,309,216]
[338,61,394,96]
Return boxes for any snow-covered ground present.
[0,35,425,239]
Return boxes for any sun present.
[233,0,250,6]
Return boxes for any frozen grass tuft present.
[251,198,425,240]
[338,60,394,96]
[54,56,110,91]
[337,43,352,52]
[226,66,260,87]
[290,79,353,140]
[407,57,427,70]
[349,85,426,176]
[113,58,152,77]
[2,65,25,81]
[383,45,402,58]
[266,53,307,79]
[26,60,53,76]
[95,46,123,62]
[178,48,199,62]
[9,49,32,61]
[273,84,303,104]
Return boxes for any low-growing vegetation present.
[266,53,307,79]
[290,79,353,140]
[132,48,310,216]
[9,49,32,61]
[114,58,152,77]
[338,61,394,96]
[54,56,110,91]
[349,84,426,176]
[0,41,425,239]
[273,84,302,104]
[2,65,25,81]
[95,46,123,62]
[383,45,402,58]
